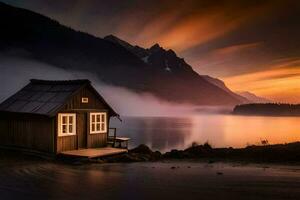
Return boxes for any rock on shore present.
[101,142,300,163]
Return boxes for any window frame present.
[89,112,107,134]
[81,97,89,103]
[58,113,76,137]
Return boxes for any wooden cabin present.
[0,79,127,157]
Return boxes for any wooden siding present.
[63,85,108,110]
[56,135,77,153]
[56,110,109,153]
[56,112,78,153]
[86,111,108,148]
[0,84,114,154]
[0,116,54,153]
[88,133,107,148]
[56,85,111,152]
[77,112,87,148]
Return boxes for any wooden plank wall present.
[57,85,111,151]
[86,110,108,148]
[0,117,54,153]
[56,135,77,152]
[56,111,108,152]
[76,112,87,149]
[63,86,107,110]
[0,85,115,154]
[88,133,107,148]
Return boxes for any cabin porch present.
[60,128,130,159]
[60,147,128,159]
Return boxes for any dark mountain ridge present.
[105,35,249,103]
[0,2,245,105]
[104,35,194,74]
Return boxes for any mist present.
[0,54,200,117]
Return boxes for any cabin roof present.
[0,79,119,117]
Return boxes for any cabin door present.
[77,113,87,149]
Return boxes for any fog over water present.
[1,55,300,152]
[111,115,300,152]
[0,54,199,116]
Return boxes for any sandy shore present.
[0,157,300,200]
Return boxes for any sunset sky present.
[3,0,300,103]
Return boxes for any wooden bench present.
[108,128,130,149]
[115,137,130,149]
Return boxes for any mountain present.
[0,2,244,106]
[237,91,271,103]
[104,35,194,73]
[201,75,249,103]
[105,35,248,103]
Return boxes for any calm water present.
[1,160,300,200]
[111,114,300,152]
[1,116,300,200]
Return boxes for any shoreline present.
[232,113,300,117]
[1,141,300,166]
[233,103,300,117]
[95,141,300,165]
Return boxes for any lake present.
[2,159,300,200]
[111,114,300,152]
[1,114,300,200]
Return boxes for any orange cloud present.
[112,0,276,51]
[191,42,266,77]
[223,59,300,103]
[155,12,243,51]
[211,42,262,56]
[24,0,298,103]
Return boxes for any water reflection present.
[111,115,300,152]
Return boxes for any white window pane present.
[62,116,67,124]
[69,116,73,124]
[69,125,73,133]
[62,125,67,133]
[89,113,107,133]
[59,114,76,136]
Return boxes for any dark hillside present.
[0,2,244,105]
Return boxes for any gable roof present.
[0,79,119,117]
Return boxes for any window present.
[58,113,76,136]
[81,97,89,103]
[90,112,107,134]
